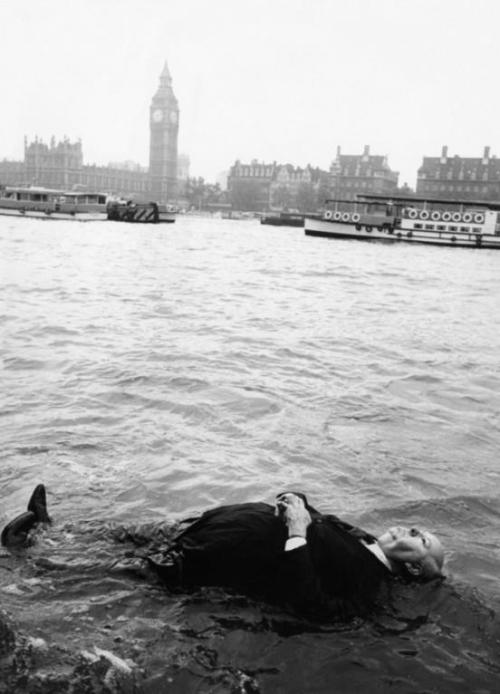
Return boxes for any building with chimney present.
[329,145,399,200]
[227,160,331,212]
[227,147,398,213]
[417,146,500,201]
[227,160,277,211]
[269,164,329,212]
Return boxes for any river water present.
[1,215,500,691]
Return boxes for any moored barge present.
[261,211,305,227]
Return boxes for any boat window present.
[449,225,458,231]
[460,226,470,232]
[425,224,434,230]
[414,223,423,229]
[437,225,445,231]
[472,227,482,233]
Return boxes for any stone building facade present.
[0,158,24,185]
[0,63,179,202]
[329,145,399,201]
[227,160,277,212]
[0,137,150,197]
[227,147,399,212]
[149,62,179,203]
[227,160,330,213]
[24,137,83,188]
[269,164,329,212]
[417,146,500,201]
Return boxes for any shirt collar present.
[362,539,393,571]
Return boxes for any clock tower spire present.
[149,61,179,204]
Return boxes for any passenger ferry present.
[0,185,108,221]
[304,194,500,249]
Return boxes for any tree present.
[184,177,207,209]
[271,185,292,210]
[316,174,332,209]
[295,183,316,213]
[229,179,265,211]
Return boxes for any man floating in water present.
[1,484,444,621]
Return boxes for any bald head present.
[377,526,444,580]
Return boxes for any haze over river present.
[1,215,500,691]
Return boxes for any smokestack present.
[482,146,490,165]
[362,144,370,161]
[440,145,448,164]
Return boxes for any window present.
[425,224,434,230]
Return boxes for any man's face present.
[377,526,443,570]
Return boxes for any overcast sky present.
[0,0,498,187]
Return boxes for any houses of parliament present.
[0,63,184,204]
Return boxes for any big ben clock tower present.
[149,62,179,203]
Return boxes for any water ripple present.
[1,217,500,688]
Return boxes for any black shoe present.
[27,484,51,524]
[1,484,51,547]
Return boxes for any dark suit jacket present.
[165,499,391,621]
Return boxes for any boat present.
[221,210,255,220]
[261,211,305,227]
[106,200,176,224]
[304,194,500,249]
[0,185,108,221]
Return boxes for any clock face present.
[152,109,163,123]
[170,111,178,124]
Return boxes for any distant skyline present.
[0,0,499,187]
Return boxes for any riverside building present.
[329,145,399,201]
[416,146,500,202]
[227,160,329,213]
[227,147,399,213]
